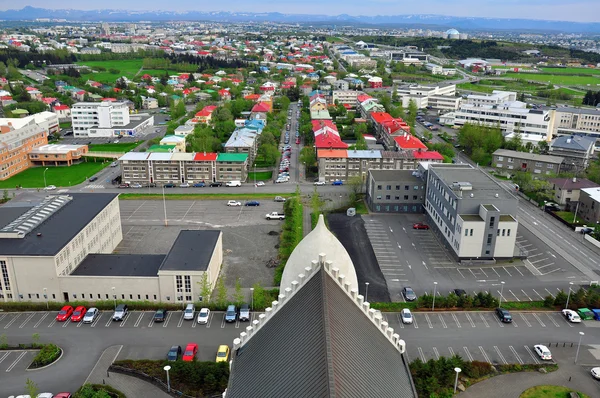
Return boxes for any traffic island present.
[27,343,62,370]
[520,385,590,398]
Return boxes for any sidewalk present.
[85,345,171,398]
[303,205,312,237]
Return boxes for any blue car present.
[332,180,343,186]
[245,201,260,206]
[193,182,205,187]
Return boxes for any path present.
[303,205,312,237]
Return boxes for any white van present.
[225,180,241,187]
[183,303,195,320]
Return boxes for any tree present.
[187,73,195,83]
[407,99,418,127]
[311,187,325,217]
[197,273,212,304]
[504,132,522,151]
[215,277,228,309]
[25,378,39,398]
[299,147,317,167]
[512,171,533,192]
[252,282,266,310]
[233,278,244,306]
[0,61,6,77]
[347,175,364,202]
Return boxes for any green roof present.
[171,95,182,100]
[148,144,176,153]
[204,89,216,93]
[11,109,29,114]
[217,153,249,162]
[88,93,102,99]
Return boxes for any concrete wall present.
[456,219,485,258]
[495,220,518,257]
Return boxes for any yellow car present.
[216,345,230,363]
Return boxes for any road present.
[19,69,48,84]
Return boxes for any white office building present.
[395,84,461,110]
[71,101,153,138]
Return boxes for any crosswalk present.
[83,184,105,189]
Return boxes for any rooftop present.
[548,177,598,191]
[160,230,220,272]
[430,164,515,201]
[493,149,564,164]
[581,187,600,203]
[369,169,422,182]
[71,254,165,277]
[217,153,249,163]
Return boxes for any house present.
[174,125,194,137]
[309,95,328,112]
[53,104,71,120]
[160,135,186,153]
[393,134,427,152]
[549,135,595,171]
[548,177,599,207]
[194,105,218,124]
[577,187,600,224]
[142,97,158,110]
[224,128,260,165]
[492,149,564,175]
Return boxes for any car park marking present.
[513,267,525,276]
[520,314,532,327]
[557,313,574,327]
[502,267,512,277]
[532,314,546,327]
[5,351,27,372]
[497,290,507,303]
[479,268,489,278]
[479,314,490,328]
[491,268,501,277]
[119,313,131,327]
[33,313,48,328]
[546,314,560,327]
[451,313,462,328]
[544,288,555,298]
[509,346,524,364]
[530,258,549,264]
[448,347,455,356]
[532,289,544,300]
[465,313,476,327]
[412,315,418,328]
[163,312,173,328]
[76,319,84,327]
[417,347,426,362]
[424,314,433,328]
[432,347,440,360]
[463,347,474,361]
[521,290,533,301]
[541,268,561,275]
[0,352,10,364]
[206,312,215,328]
[47,318,57,328]
[456,269,465,278]
[438,314,447,328]
[4,314,20,329]
[235,318,241,329]
[91,313,102,328]
[62,318,70,327]
[104,315,113,328]
[479,346,491,363]
[494,346,508,364]
[220,313,226,328]
[509,290,521,302]
[134,312,145,328]
[177,312,185,328]
[524,346,540,364]
[396,314,405,329]
[18,313,35,329]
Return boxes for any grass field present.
[247,171,274,181]
[0,161,110,188]
[88,142,141,152]
[540,67,600,75]
[142,69,186,77]
[520,385,589,398]
[77,59,143,83]
[506,72,600,86]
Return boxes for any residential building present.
[548,177,599,207]
[370,112,411,148]
[424,164,519,259]
[333,80,349,90]
[312,120,348,151]
[224,127,260,165]
[395,84,461,110]
[551,107,600,146]
[159,135,186,153]
[28,144,88,166]
[53,104,71,120]
[216,153,248,182]
[72,101,154,138]
[332,90,363,106]
[578,187,600,224]
[549,135,595,171]
[174,125,194,137]
[142,97,158,110]
[492,149,563,175]
[0,115,49,180]
[366,169,425,213]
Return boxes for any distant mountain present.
[2,7,600,33]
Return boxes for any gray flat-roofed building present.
[366,169,425,213]
[492,148,564,175]
[71,254,165,277]
[160,230,220,272]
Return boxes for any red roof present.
[393,135,427,150]
[244,94,261,100]
[76,90,86,95]
[219,89,231,96]
[314,132,348,149]
[371,112,393,125]
[413,150,444,160]
[25,87,37,91]
[54,105,70,110]
[311,120,337,132]
[141,74,152,80]
[357,94,372,103]
[179,74,190,79]
[193,152,218,161]
[102,98,117,102]
[204,105,217,112]
[196,110,211,117]
[0,96,13,101]
[42,97,57,104]
[251,102,270,113]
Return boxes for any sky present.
[2,0,599,23]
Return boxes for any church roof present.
[226,257,416,398]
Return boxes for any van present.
[183,303,195,320]
[225,305,237,323]
[225,180,241,187]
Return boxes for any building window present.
[184,276,192,293]
[154,295,157,300]
[1,261,10,291]
[465,229,468,237]
[487,234,492,244]
[98,294,101,299]
[386,185,391,190]
[176,275,183,293]
[497,229,500,236]
[489,216,495,228]
[146,295,149,300]
[413,195,418,200]
[395,185,400,190]
[507,229,511,236]
[186,295,192,301]
[470,229,473,236]
[414,186,419,190]
[377,185,382,190]
[405,185,409,190]
[404,195,409,200]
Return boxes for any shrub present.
[108,68,120,74]
[543,295,555,308]
[74,383,125,398]
[30,343,61,368]
[274,190,303,285]
[463,360,493,379]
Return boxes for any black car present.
[163,183,176,188]
[89,176,98,182]
[581,227,594,234]
[453,289,467,297]
[167,345,182,361]
[496,307,512,323]
[153,309,168,322]
[245,201,260,206]
[210,182,223,187]
[402,287,417,301]
[544,202,561,212]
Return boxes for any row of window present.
[376,185,421,191]
[375,195,421,201]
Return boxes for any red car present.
[55,394,72,398]
[70,306,86,322]
[182,343,198,362]
[56,305,74,322]
[413,223,430,230]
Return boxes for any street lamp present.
[453,367,462,393]
[565,282,574,309]
[575,332,585,364]
[43,168,49,188]
[111,287,116,309]
[365,282,370,303]
[163,365,171,392]
[250,287,254,311]
[432,282,438,311]
[43,288,48,310]
[499,281,505,306]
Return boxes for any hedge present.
[274,192,303,285]
[74,383,126,398]
[30,343,61,368]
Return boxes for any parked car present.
[225,305,237,322]
[54,393,72,398]
[533,344,552,360]
[453,289,467,297]
[197,308,210,324]
[56,305,74,322]
[227,200,242,207]
[193,182,206,187]
[88,176,98,182]
[112,304,128,321]
[239,304,250,322]
[44,185,57,191]
[130,183,142,188]
[153,309,168,322]
[562,309,581,323]
[183,303,195,320]
[545,202,561,211]
[209,182,223,187]
[495,307,512,323]
[255,181,265,187]
[401,308,413,324]
[591,367,600,380]
[413,223,429,230]
[163,183,176,188]
[332,180,343,186]
[110,162,118,167]
[70,306,86,322]
[578,308,594,320]
[245,201,260,206]
[216,345,230,363]
[82,308,99,324]
[580,227,594,234]
[274,196,286,202]
[402,287,417,301]
[182,343,198,361]
[167,345,182,361]
[180,183,190,188]
[225,180,241,187]
[314,181,326,186]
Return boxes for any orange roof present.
[317,149,348,158]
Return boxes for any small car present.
[225,305,237,322]
[245,201,260,206]
[153,309,168,322]
[110,162,118,167]
[88,176,98,182]
[227,200,242,206]
[413,223,430,230]
[255,181,265,187]
[56,305,74,322]
[216,345,230,363]
[180,183,190,188]
[274,196,286,202]
[591,367,600,380]
[197,308,210,324]
[183,303,195,320]
[453,289,467,297]
[83,307,99,324]
[534,344,552,360]
[314,181,326,186]
[400,308,413,324]
[130,183,142,188]
[44,185,57,191]
[209,182,223,187]
[239,304,250,322]
[70,306,86,322]
[118,183,129,189]
[332,180,343,186]
[562,309,582,323]
[193,182,206,187]
[112,304,128,321]
[182,343,198,361]
[496,307,512,323]
[163,183,176,188]
[580,227,594,234]
[403,287,417,301]
[54,394,72,398]
[167,345,182,361]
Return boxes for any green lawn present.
[88,142,141,152]
[141,69,185,77]
[506,72,600,86]
[540,67,600,75]
[59,122,71,129]
[0,161,110,188]
[520,385,590,398]
[554,211,587,225]
[77,59,144,83]
[247,171,274,181]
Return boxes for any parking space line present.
[412,315,418,329]
[491,314,504,327]
[528,253,542,258]
[509,290,521,301]
[4,314,20,329]
[76,319,85,328]
[479,314,490,328]
[491,268,501,277]
[546,313,560,327]
[479,268,488,278]
[104,315,113,328]
[134,312,145,328]
[0,352,10,364]
[62,319,70,328]
[520,314,532,327]
[452,313,461,328]
[494,346,508,364]
[449,347,455,356]
[47,318,57,328]
[502,267,512,277]
[424,314,433,328]
[544,288,555,298]
[206,312,214,328]
[5,351,27,372]
[18,313,35,329]
[532,313,546,327]
[530,258,549,264]
[509,346,524,365]
[468,269,477,278]
[220,313,226,328]
[91,313,102,327]
[192,317,197,328]
[438,314,447,328]
[463,347,474,361]
[177,313,185,328]
[511,318,518,327]
[521,290,533,301]
[513,267,524,276]
[235,317,241,329]
[417,347,426,362]
[532,289,544,300]
[433,347,440,360]
[163,312,173,328]
[396,314,404,329]
[497,290,507,303]
[465,313,476,327]
[524,346,540,364]
[456,269,465,278]
[556,313,574,327]
[479,346,491,363]
[33,313,48,329]
[541,268,561,275]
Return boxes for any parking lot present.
[0,349,38,373]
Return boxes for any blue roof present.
[347,150,382,159]
[551,135,595,152]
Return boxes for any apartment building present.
[548,177,598,206]
[549,135,595,171]
[0,116,48,180]
[492,149,564,175]
[72,101,154,138]
[552,107,600,145]
[28,144,88,166]
[332,90,363,105]
[366,169,425,213]
[577,187,600,224]
[424,164,518,260]
[396,84,461,110]
[224,127,261,166]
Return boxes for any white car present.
[562,309,582,323]
[130,183,142,189]
[534,344,552,360]
[314,181,326,186]
[591,367,600,379]
[44,185,57,191]
[197,308,210,324]
[83,307,99,324]
[36,393,54,398]
[227,200,242,206]
[255,181,265,187]
[400,308,413,324]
